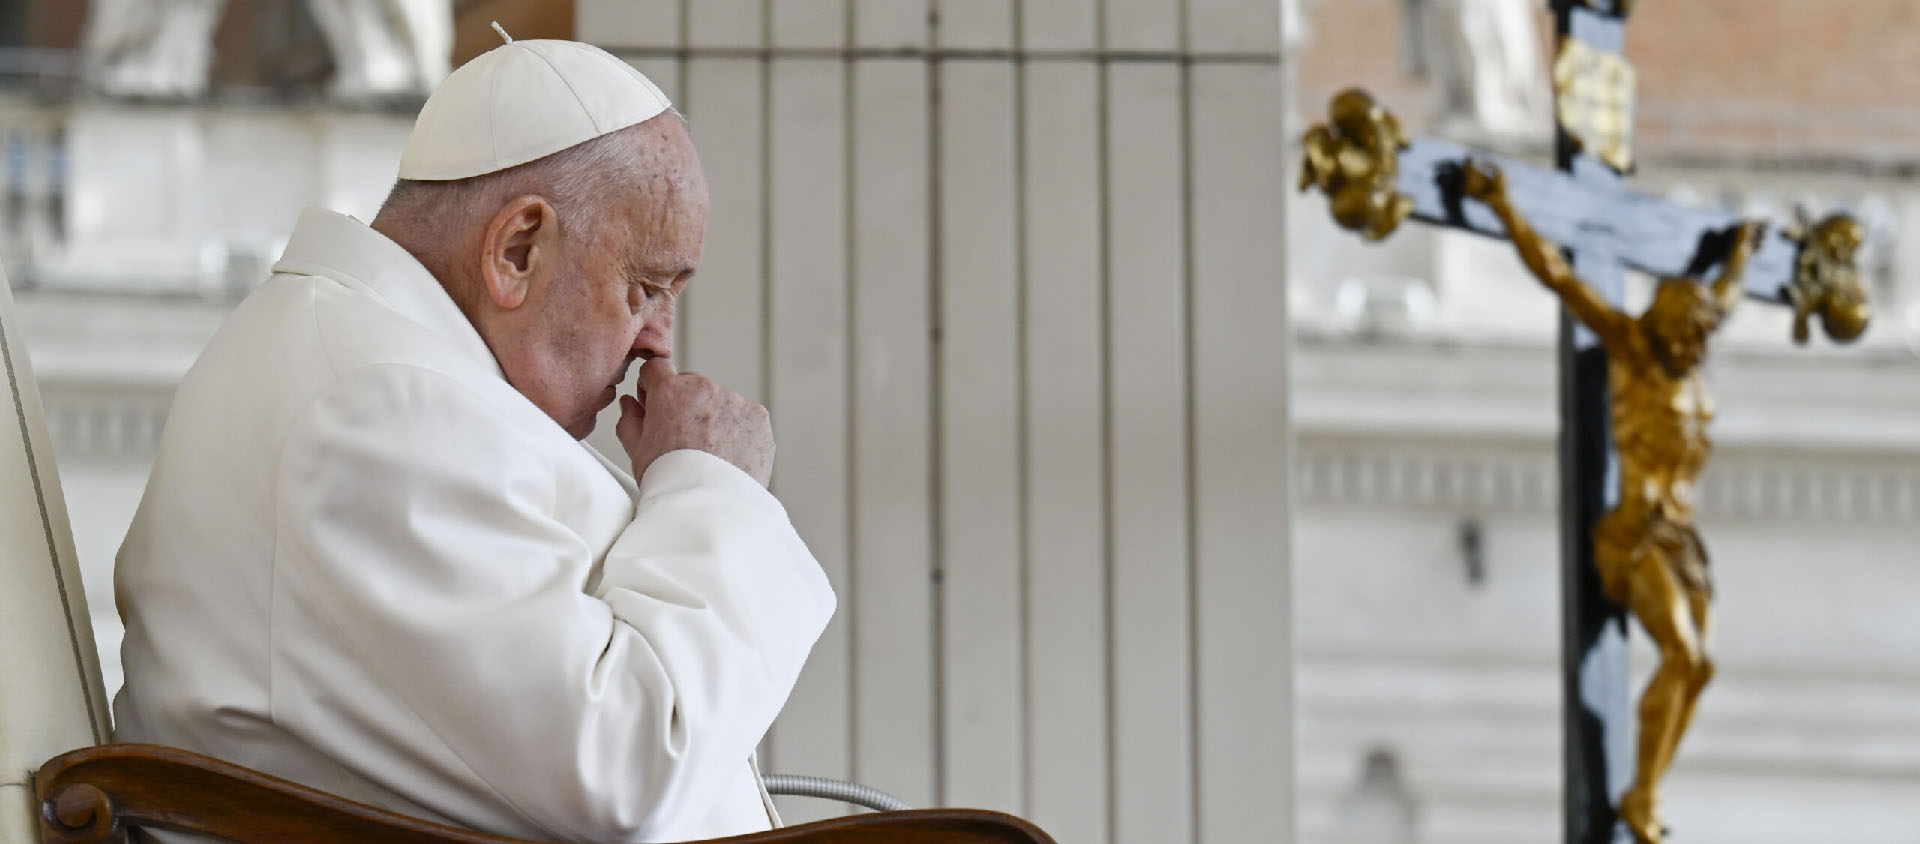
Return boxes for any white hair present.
[377,125,646,247]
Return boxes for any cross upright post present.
[1551,6,1634,843]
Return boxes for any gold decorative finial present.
[1784,211,1871,344]
[1299,89,1413,242]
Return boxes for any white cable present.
[760,775,912,813]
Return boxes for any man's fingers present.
[638,356,679,393]
[620,357,774,484]
[616,394,644,435]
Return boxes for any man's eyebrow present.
[628,266,696,290]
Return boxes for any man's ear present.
[479,195,556,310]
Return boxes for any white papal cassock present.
[113,207,837,843]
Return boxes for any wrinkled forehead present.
[609,140,708,274]
[624,122,709,219]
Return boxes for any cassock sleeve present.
[269,363,835,842]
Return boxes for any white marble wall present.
[577,3,1295,841]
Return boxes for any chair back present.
[0,272,112,844]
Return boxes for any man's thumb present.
[639,356,678,389]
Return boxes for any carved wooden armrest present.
[35,744,1054,844]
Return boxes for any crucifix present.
[1298,2,1871,843]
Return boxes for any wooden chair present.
[0,272,1052,844]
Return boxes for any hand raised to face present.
[616,358,775,487]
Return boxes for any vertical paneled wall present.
[577,2,1291,841]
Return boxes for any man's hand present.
[617,358,775,487]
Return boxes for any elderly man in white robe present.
[110,32,836,844]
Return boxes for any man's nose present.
[633,308,674,360]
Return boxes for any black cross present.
[1302,2,1863,843]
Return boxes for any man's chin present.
[564,386,619,440]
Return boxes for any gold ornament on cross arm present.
[1299,89,1413,241]
[1784,211,1872,344]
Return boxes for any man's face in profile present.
[518,118,711,439]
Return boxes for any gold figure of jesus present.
[1463,161,1765,844]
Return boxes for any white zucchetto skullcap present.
[397,25,672,181]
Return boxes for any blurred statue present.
[1463,159,1762,844]
[306,0,453,100]
[1401,0,1552,137]
[80,0,227,99]
[1300,89,1413,242]
[81,0,451,100]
